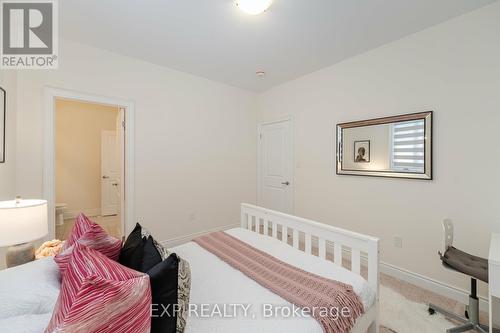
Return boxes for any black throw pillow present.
[141,236,162,272]
[148,253,179,333]
[119,223,145,271]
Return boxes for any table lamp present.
[0,197,48,268]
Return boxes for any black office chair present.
[428,220,489,333]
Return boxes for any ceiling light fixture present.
[256,70,266,78]
[235,0,274,15]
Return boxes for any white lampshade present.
[0,199,48,247]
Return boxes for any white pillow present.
[0,313,52,333]
[0,257,60,319]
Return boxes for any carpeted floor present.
[379,273,489,333]
[380,285,453,332]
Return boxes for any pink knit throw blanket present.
[192,231,364,333]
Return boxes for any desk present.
[490,234,500,332]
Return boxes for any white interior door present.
[258,119,293,213]
[101,130,120,216]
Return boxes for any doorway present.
[257,118,294,214]
[54,99,124,240]
[44,88,135,242]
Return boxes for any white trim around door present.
[257,117,294,214]
[43,87,135,240]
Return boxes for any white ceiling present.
[61,0,497,92]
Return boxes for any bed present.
[0,203,379,333]
[174,204,380,333]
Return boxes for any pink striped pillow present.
[45,244,151,333]
[55,223,122,276]
[63,213,94,250]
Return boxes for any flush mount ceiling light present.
[235,0,274,15]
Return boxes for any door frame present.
[43,87,135,240]
[257,116,295,214]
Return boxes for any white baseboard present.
[63,208,101,220]
[160,223,240,248]
[161,224,489,313]
[380,261,489,312]
[329,247,489,312]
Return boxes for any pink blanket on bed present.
[192,231,364,333]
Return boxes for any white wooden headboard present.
[240,203,380,294]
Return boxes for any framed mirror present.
[0,87,4,163]
[336,111,433,180]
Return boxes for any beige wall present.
[8,39,256,251]
[55,99,119,217]
[2,3,496,304]
[258,3,500,298]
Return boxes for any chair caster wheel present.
[465,310,469,319]
[428,307,436,315]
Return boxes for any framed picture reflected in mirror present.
[354,140,370,163]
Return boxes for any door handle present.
[102,176,110,179]
[281,181,290,186]
[112,183,118,186]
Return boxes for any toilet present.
[55,203,67,226]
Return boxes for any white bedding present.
[0,313,53,333]
[0,228,376,333]
[0,257,60,320]
[0,257,60,333]
[172,227,376,333]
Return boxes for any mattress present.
[172,227,376,333]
